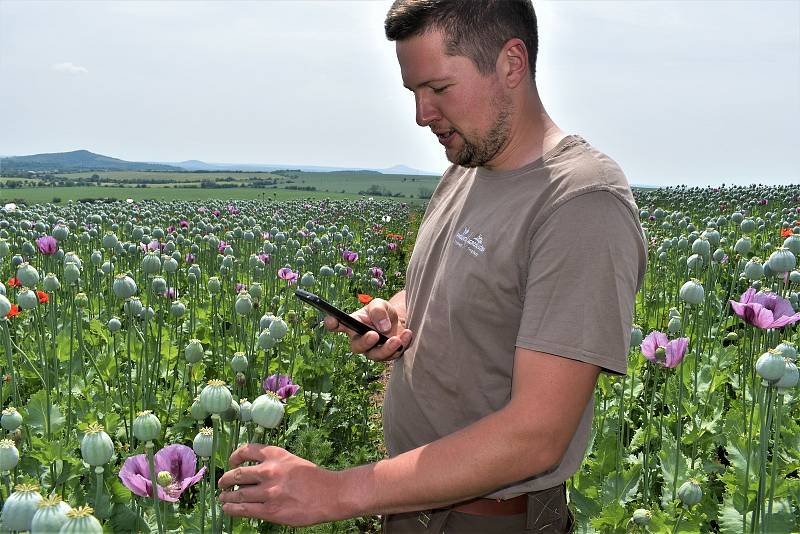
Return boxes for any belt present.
[450,493,528,516]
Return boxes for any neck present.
[484,84,566,172]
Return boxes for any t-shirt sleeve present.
[515,189,646,375]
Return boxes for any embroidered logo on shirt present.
[454,225,486,257]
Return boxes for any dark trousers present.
[382,484,574,533]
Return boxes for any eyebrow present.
[403,78,450,91]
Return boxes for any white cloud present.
[52,62,88,74]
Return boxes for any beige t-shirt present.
[383,135,647,499]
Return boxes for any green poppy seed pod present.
[239,399,252,422]
[63,252,82,269]
[150,276,167,295]
[269,318,289,340]
[107,317,122,333]
[686,253,704,271]
[258,329,277,350]
[141,251,161,274]
[0,438,20,471]
[200,380,232,414]
[17,263,40,288]
[156,470,173,487]
[767,247,796,274]
[763,262,775,279]
[31,494,72,533]
[17,288,38,310]
[170,300,186,318]
[113,274,137,299]
[193,427,214,458]
[630,326,643,348]
[187,272,198,284]
[1,483,43,532]
[734,237,752,256]
[251,392,285,429]
[259,314,274,331]
[790,271,800,284]
[725,331,738,342]
[0,282,5,296]
[668,316,682,334]
[43,273,61,292]
[123,297,143,317]
[756,349,787,384]
[248,282,263,301]
[73,292,88,309]
[235,291,253,316]
[221,399,240,422]
[185,339,204,363]
[712,248,726,263]
[775,342,797,362]
[744,258,764,281]
[58,505,103,533]
[0,294,11,318]
[190,398,209,421]
[100,261,112,275]
[777,360,799,391]
[691,237,710,259]
[740,219,756,233]
[319,265,334,277]
[0,239,8,258]
[1,407,22,431]
[248,254,260,271]
[679,279,705,306]
[132,411,161,442]
[731,212,744,224]
[300,272,316,287]
[102,232,118,249]
[90,250,103,267]
[230,352,248,373]
[783,234,800,256]
[207,276,221,295]
[677,479,703,507]
[21,241,36,257]
[163,256,178,274]
[631,508,651,526]
[80,423,114,466]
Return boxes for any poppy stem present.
[145,441,165,534]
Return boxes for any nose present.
[415,93,440,127]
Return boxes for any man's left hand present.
[218,444,343,527]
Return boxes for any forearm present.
[335,402,561,518]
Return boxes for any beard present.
[449,94,513,168]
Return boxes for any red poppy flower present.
[781,228,794,238]
[6,277,20,288]
[36,290,49,304]
[358,294,374,304]
[6,304,19,319]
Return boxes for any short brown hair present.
[385,0,538,82]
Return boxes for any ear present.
[497,38,529,89]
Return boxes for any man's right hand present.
[323,298,413,362]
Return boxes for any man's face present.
[396,30,512,168]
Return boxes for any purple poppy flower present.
[641,331,689,368]
[218,240,228,253]
[729,287,800,329]
[118,444,205,502]
[342,266,353,278]
[262,373,300,400]
[278,267,298,284]
[180,220,189,228]
[342,250,358,263]
[370,267,384,278]
[387,242,398,251]
[147,240,161,252]
[212,209,221,217]
[164,287,177,299]
[166,225,176,234]
[185,253,196,264]
[258,253,271,264]
[36,235,58,256]
[235,282,247,293]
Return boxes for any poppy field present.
[0,185,799,533]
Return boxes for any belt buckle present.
[417,511,431,528]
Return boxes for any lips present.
[434,128,456,146]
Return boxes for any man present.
[218,1,647,532]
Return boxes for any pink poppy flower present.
[641,331,689,368]
[118,444,205,502]
[729,287,800,329]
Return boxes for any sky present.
[1,0,798,187]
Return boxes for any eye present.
[431,85,450,94]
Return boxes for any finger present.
[218,484,266,504]
[349,330,383,353]
[218,465,264,490]
[227,443,269,469]
[366,303,395,333]
[365,335,406,362]
[322,315,339,332]
[221,502,271,520]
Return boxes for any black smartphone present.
[295,289,389,346]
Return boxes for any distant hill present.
[1,150,183,173]
[163,159,439,176]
